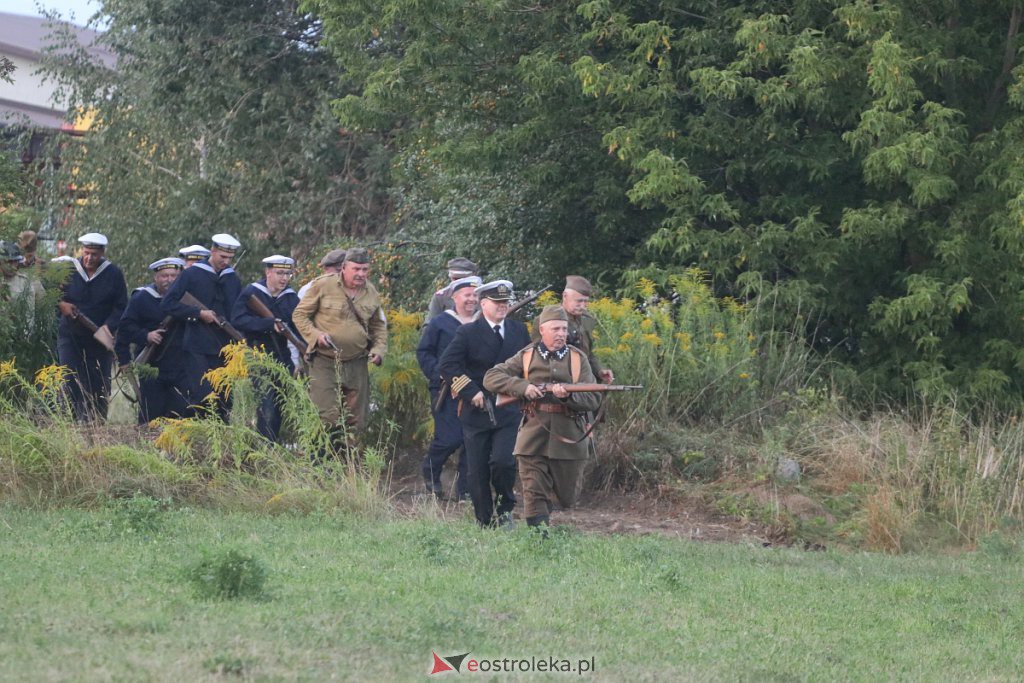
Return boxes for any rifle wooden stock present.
[179,291,245,342]
[66,305,115,351]
[245,294,307,354]
[507,284,552,316]
[494,383,644,408]
[134,315,175,365]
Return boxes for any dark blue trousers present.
[462,419,518,527]
[137,375,189,424]
[254,376,282,442]
[57,335,112,422]
[186,351,231,421]
[421,389,468,497]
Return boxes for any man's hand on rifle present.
[199,309,218,324]
[316,332,334,348]
[146,329,164,345]
[471,391,486,409]
[58,301,75,317]
[523,384,545,400]
[549,383,570,399]
[598,369,615,384]
[273,320,285,334]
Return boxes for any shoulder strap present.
[569,348,582,383]
[522,347,534,381]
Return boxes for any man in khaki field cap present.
[484,304,601,530]
[293,247,388,446]
[561,275,614,384]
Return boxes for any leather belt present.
[534,402,569,415]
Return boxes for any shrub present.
[187,548,269,601]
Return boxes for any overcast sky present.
[1,0,100,27]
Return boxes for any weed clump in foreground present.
[187,548,269,601]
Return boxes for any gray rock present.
[776,457,801,483]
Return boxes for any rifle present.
[495,383,644,409]
[64,304,115,351]
[245,294,307,354]
[179,291,245,342]
[134,315,175,365]
[113,363,141,404]
[507,284,552,316]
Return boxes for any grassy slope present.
[1,506,1022,682]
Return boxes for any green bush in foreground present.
[187,548,269,601]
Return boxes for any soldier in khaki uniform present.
[484,305,602,529]
[292,247,387,437]
[561,275,614,384]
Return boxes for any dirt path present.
[387,467,771,544]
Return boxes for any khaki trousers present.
[308,353,370,431]
[517,453,584,519]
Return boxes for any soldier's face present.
[341,261,370,288]
[81,246,105,271]
[266,267,292,292]
[209,247,234,271]
[562,289,590,317]
[153,267,179,295]
[480,297,509,322]
[452,287,478,318]
[540,320,568,350]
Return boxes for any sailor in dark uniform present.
[416,274,481,499]
[438,280,531,527]
[161,233,242,419]
[230,255,300,441]
[116,257,188,423]
[56,232,128,422]
[178,244,211,268]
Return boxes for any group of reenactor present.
[416,259,621,531]
[4,232,626,532]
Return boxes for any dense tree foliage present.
[39,0,391,281]
[310,0,1024,406]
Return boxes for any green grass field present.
[2,505,1022,681]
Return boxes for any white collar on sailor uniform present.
[73,258,111,282]
[252,282,295,299]
[135,285,161,299]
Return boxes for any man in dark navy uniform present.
[231,254,300,441]
[178,244,211,268]
[416,274,480,499]
[116,257,188,423]
[161,233,242,419]
[438,280,530,527]
[56,232,128,422]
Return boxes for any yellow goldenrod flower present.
[641,333,662,346]
[739,372,750,380]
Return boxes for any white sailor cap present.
[475,279,514,301]
[178,244,211,260]
[448,275,483,294]
[149,257,186,271]
[51,255,76,262]
[261,254,295,270]
[210,233,241,252]
[78,232,108,248]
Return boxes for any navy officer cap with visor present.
[475,279,514,302]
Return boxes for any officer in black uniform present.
[438,280,531,527]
